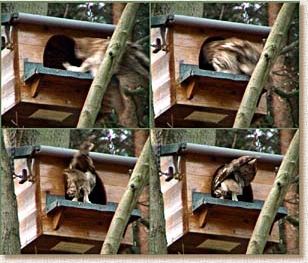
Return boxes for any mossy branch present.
[77,3,140,128]
[233,3,298,128]
[100,138,150,254]
[246,130,299,254]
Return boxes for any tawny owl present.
[211,156,257,202]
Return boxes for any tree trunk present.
[149,130,168,254]
[267,3,299,252]
[246,130,299,254]
[268,4,295,128]
[1,128,70,254]
[2,2,48,14]
[112,3,126,24]
[77,3,140,128]
[280,129,299,254]
[151,3,204,17]
[133,129,149,254]
[161,129,216,145]
[0,132,21,254]
[39,129,70,147]
[101,137,150,254]
[134,130,149,157]
[149,129,216,254]
[233,3,298,128]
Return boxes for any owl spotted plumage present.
[65,140,107,205]
[62,38,149,127]
[211,156,257,202]
[200,37,263,76]
[64,168,96,203]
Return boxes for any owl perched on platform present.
[211,156,257,202]
[64,168,96,203]
[65,140,107,205]
[199,37,263,76]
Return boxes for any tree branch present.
[272,86,299,98]
[246,129,299,254]
[100,137,150,254]
[77,3,140,128]
[233,3,298,128]
[279,40,299,56]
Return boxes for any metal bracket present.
[11,145,40,184]
[151,25,169,53]
[157,143,187,181]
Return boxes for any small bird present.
[211,156,257,202]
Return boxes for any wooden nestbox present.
[158,143,287,254]
[151,14,271,127]
[1,13,115,127]
[12,145,141,254]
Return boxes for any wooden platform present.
[158,143,287,254]
[12,145,142,254]
[151,14,270,128]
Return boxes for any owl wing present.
[212,163,230,192]
[70,154,96,173]
[212,156,257,195]
[238,157,257,185]
[85,171,96,191]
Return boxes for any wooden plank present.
[1,102,81,128]
[38,157,130,205]
[1,49,17,113]
[23,61,93,82]
[151,52,171,88]
[198,208,209,228]
[18,23,112,41]
[153,79,173,117]
[19,210,40,248]
[185,79,197,99]
[52,208,65,230]
[176,83,267,115]
[173,28,205,49]
[46,195,140,222]
[174,45,201,66]
[165,208,185,245]
[173,24,266,44]
[1,78,17,113]
[189,208,258,240]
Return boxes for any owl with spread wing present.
[211,156,257,202]
[65,140,107,205]
[70,141,95,173]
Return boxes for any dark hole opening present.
[43,34,82,70]
[198,36,226,71]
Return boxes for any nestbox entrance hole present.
[43,34,82,70]
[210,164,254,203]
[64,172,107,205]
[198,36,226,71]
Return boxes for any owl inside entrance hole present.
[198,36,226,71]
[198,36,263,77]
[43,34,82,70]
[211,156,257,202]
